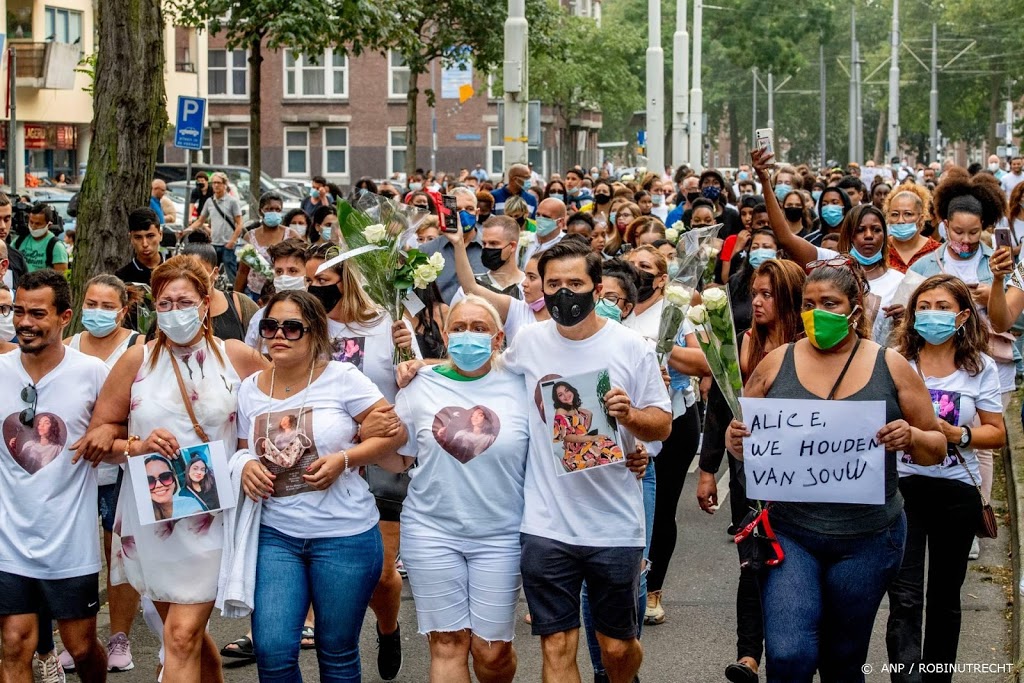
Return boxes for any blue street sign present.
[174,96,206,150]
[637,129,647,146]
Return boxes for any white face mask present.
[0,310,13,340]
[274,274,306,292]
[290,223,308,238]
[30,226,50,239]
[157,307,204,345]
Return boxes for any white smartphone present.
[755,128,775,156]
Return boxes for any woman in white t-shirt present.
[887,274,1005,674]
[394,295,529,682]
[622,245,667,339]
[237,290,408,681]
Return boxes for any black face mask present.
[594,193,611,205]
[308,283,343,313]
[636,271,658,303]
[686,191,701,204]
[545,287,596,327]
[481,245,509,271]
[478,212,491,224]
[784,206,804,223]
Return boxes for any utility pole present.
[855,40,864,163]
[430,60,438,172]
[751,67,757,147]
[887,0,900,163]
[1006,84,1014,146]
[848,5,856,164]
[671,0,689,167]
[503,0,529,166]
[767,71,775,131]
[687,0,703,171]
[820,42,827,167]
[645,0,665,171]
[929,23,939,162]
[6,48,16,190]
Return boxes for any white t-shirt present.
[622,297,663,340]
[996,216,1024,247]
[942,248,981,285]
[396,366,530,539]
[1001,172,1024,195]
[504,297,541,345]
[867,268,904,344]
[899,356,1001,486]
[0,348,107,579]
[503,319,671,547]
[236,361,384,539]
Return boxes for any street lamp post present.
[646,0,665,171]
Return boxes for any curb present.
[1006,394,1023,681]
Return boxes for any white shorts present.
[399,528,522,643]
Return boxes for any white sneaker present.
[34,652,66,683]
[106,632,135,672]
[968,537,981,561]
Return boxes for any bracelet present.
[124,435,140,459]
[342,450,349,471]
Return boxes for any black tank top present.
[766,342,904,536]
[213,292,246,342]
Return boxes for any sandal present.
[300,626,316,650]
[725,662,759,683]
[220,636,256,660]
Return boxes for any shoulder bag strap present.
[826,336,862,400]
[168,352,211,443]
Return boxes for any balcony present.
[11,41,79,90]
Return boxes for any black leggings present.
[647,408,702,593]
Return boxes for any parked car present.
[155,163,299,212]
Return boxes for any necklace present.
[272,362,316,398]
[265,361,317,442]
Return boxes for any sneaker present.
[57,649,75,672]
[968,537,981,561]
[644,590,666,625]
[34,652,66,683]
[395,554,407,579]
[107,632,135,672]
[376,622,403,681]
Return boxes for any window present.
[284,49,347,98]
[488,127,504,176]
[388,127,407,177]
[208,49,247,97]
[225,126,249,166]
[200,127,212,164]
[44,7,83,49]
[323,127,349,176]
[388,51,410,98]
[284,128,309,177]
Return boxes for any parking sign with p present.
[174,96,207,151]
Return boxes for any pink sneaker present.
[106,633,135,672]
[57,650,75,672]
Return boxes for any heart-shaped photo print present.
[432,405,501,464]
[2,412,67,475]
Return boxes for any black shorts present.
[0,571,100,621]
[519,533,642,641]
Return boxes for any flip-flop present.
[725,662,759,683]
[301,626,316,650]
[220,636,256,660]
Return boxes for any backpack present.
[14,232,59,268]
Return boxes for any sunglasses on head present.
[805,256,854,275]
[148,471,175,490]
[19,384,36,427]
[259,318,310,341]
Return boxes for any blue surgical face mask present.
[459,210,477,231]
[595,298,622,322]
[738,171,750,181]
[408,182,423,192]
[851,246,883,266]
[812,190,822,203]
[522,179,533,191]
[263,211,283,228]
[652,194,664,206]
[311,188,321,199]
[549,193,565,202]
[748,248,777,268]
[446,331,494,372]
[535,216,560,237]
[667,259,681,278]
[321,225,334,242]
[889,222,918,241]
[774,183,792,202]
[82,308,121,338]
[820,204,845,227]
[914,310,959,345]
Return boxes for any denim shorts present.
[0,571,99,620]
[98,482,120,532]
[520,533,642,641]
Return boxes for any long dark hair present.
[262,290,334,362]
[551,381,582,411]
[414,281,447,359]
[185,456,215,495]
[837,204,889,265]
[746,260,806,378]
[729,228,779,298]
[895,274,987,376]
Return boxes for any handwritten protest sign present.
[738,397,887,504]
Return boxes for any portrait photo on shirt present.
[431,405,501,464]
[540,368,624,476]
[253,407,320,497]
[332,336,366,371]
[128,441,233,525]
[2,412,68,475]
[902,389,962,468]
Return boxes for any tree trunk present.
[248,35,264,212]
[70,0,166,330]
[987,74,1002,153]
[872,109,886,164]
[405,69,421,176]
[728,104,739,167]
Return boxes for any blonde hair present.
[445,295,506,367]
[322,256,383,326]
[883,185,933,223]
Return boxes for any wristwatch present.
[958,426,972,448]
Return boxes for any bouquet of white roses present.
[655,283,693,364]
[687,287,743,418]
[317,193,441,363]
[673,223,722,290]
[236,242,274,280]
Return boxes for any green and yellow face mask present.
[802,307,855,350]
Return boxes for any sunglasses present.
[259,318,310,341]
[19,384,37,427]
[148,472,175,490]
[805,256,854,274]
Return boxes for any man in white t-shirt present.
[0,269,108,682]
[503,239,672,683]
[1001,156,1024,195]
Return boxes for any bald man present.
[150,179,176,224]
[519,197,567,267]
[987,154,1005,179]
[491,163,538,218]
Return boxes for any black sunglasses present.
[259,318,310,341]
[19,384,37,427]
[148,471,176,490]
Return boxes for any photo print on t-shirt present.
[333,336,366,371]
[540,368,624,476]
[432,405,501,464]
[2,412,67,475]
[254,407,320,497]
[127,441,233,525]
[902,389,961,468]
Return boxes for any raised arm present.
[441,223,513,320]
[988,246,1024,333]
[751,148,819,266]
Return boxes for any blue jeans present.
[214,244,238,284]
[583,458,656,675]
[761,513,907,683]
[252,525,384,683]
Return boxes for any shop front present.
[0,123,80,185]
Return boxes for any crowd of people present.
[0,149,1021,683]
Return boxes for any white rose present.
[520,230,537,244]
[671,220,685,233]
[427,252,445,271]
[664,284,692,308]
[706,247,720,260]
[687,304,708,325]
[665,228,679,244]
[413,263,438,289]
[702,286,728,311]
[362,223,387,244]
